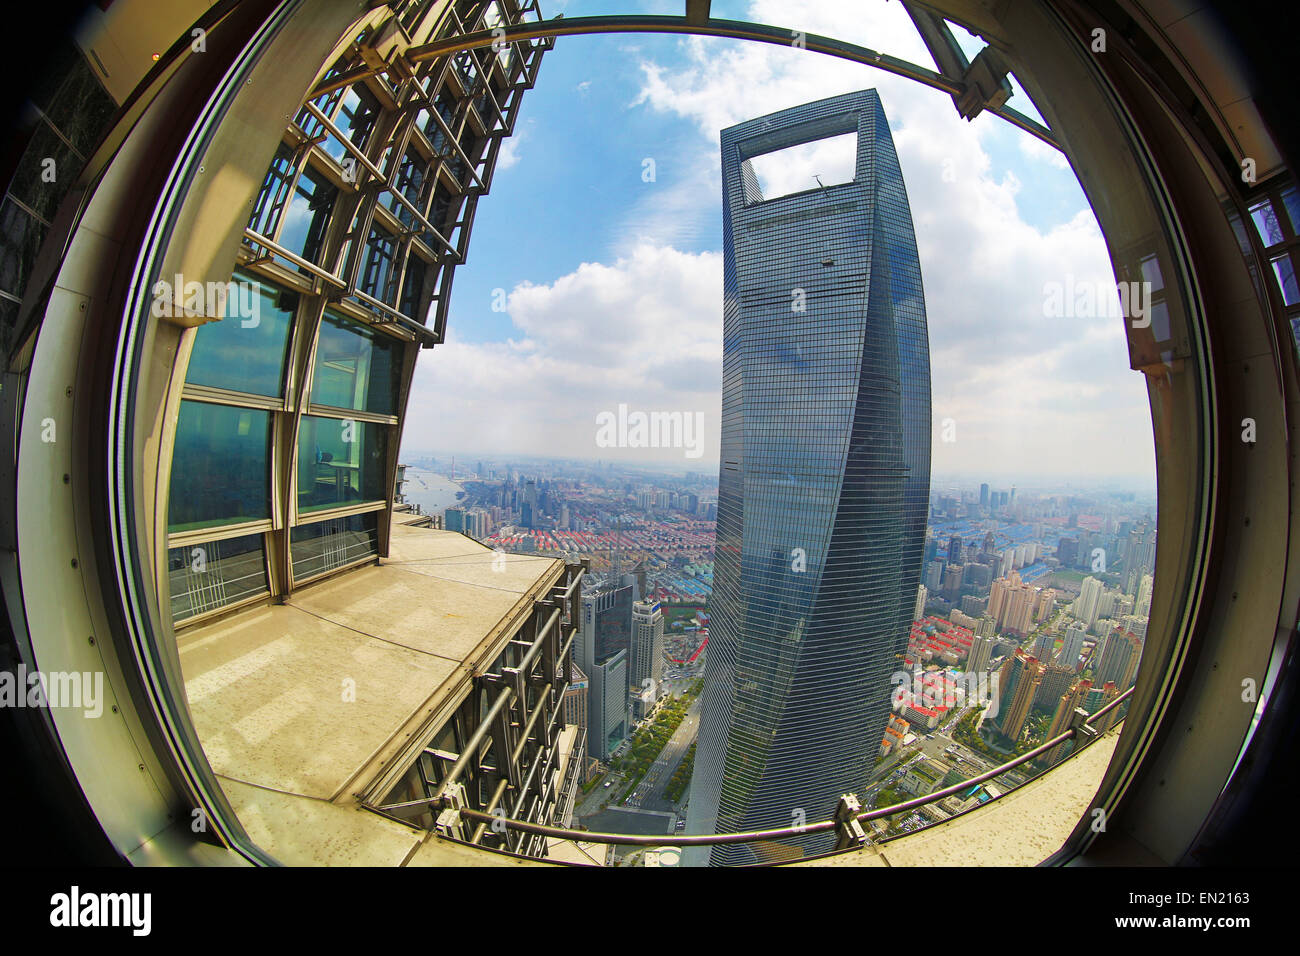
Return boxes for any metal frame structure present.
[322,11,1059,150]
[367,560,588,859]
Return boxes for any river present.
[400,466,466,518]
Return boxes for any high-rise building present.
[989,570,1036,636]
[689,90,931,865]
[1043,678,1091,767]
[1075,576,1105,627]
[942,563,965,601]
[631,599,665,717]
[444,507,466,533]
[1032,584,1054,617]
[996,651,1043,742]
[1095,628,1143,690]
[564,663,589,743]
[1034,663,1077,711]
[980,483,990,508]
[1136,573,1154,618]
[1059,622,1088,670]
[967,633,994,675]
[578,583,634,760]
[1084,681,1123,732]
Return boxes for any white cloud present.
[404,244,723,463]
[405,0,1155,482]
[619,0,1153,480]
[496,120,529,171]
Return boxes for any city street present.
[624,695,701,813]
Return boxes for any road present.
[624,695,701,813]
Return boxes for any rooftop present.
[176,523,572,865]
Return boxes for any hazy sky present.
[400,0,1158,485]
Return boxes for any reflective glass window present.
[360,226,397,301]
[1249,200,1285,247]
[291,511,379,581]
[311,310,403,414]
[279,164,337,264]
[168,401,272,533]
[297,414,387,512]
[168,533,268,622]
[1272,254,1299,306]
[186,272,296,397]
[400,257,428,321]
[248,143,296,237]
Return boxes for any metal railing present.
[364,559,588,857]
[434,686,1135,855]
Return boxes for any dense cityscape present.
[396,455,1154,863]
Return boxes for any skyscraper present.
[996,651,1043,743]
[578,582,634,760]
[631,599,665,717]
[1075,576,1105,627]
[1059,621,1088,670]
[967,632,994,675]
[688,90,931,864]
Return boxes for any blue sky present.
[402,0,1157,485]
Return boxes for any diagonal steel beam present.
[335,15,1057,149]
[903,3,1014,122]
[685,1,711,26]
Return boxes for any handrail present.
[447,687,1134,849]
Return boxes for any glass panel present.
[168,533,268,622]
[291,511,379,580]
[279,164,337,265]
[1249,200,1285,247]
[425,90,459,154]
[431,183,454,228]
[297,415,387,513]
[248,143,296,237]
[360,226,397,301]
[168,401,271,533]
[387,149,429,225]
[186,271,297,398]
[295,84,344,141]
[1271,253,1299,307]
[311,310,403,414]
[1138,254,1164,293]
[321,86,380,164]
[1281,186,1300,238]
[400,257,428,321]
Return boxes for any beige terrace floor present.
[176,523,574,865]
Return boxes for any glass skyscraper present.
[687,89,931,865]
[579,582,634,760]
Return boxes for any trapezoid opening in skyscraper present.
[687,89,932,866]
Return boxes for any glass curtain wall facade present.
[579,583,634,759]
[165,0,548,626]
[687,89,932,865]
